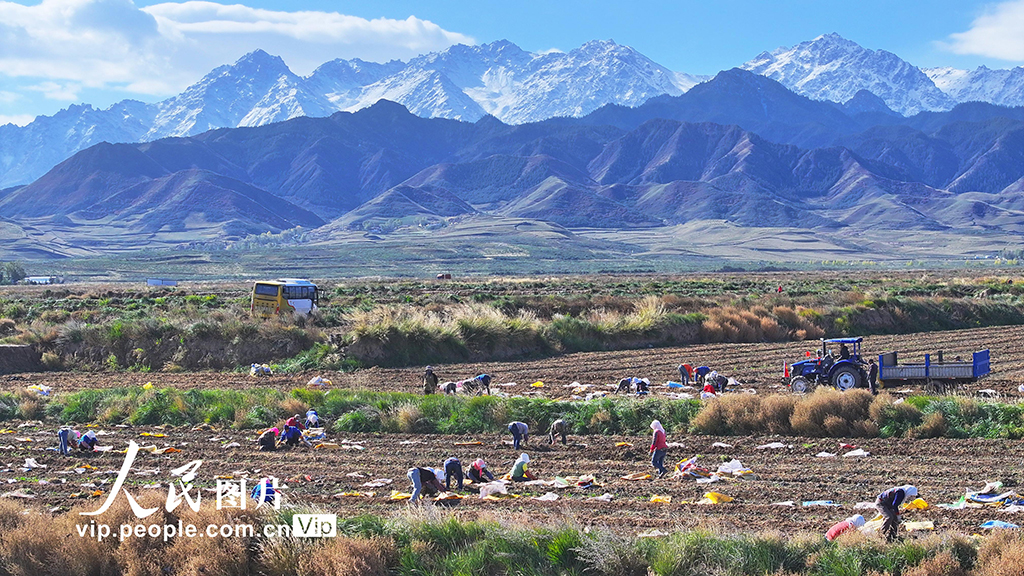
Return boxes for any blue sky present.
[1,0,1023,125]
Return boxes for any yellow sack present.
[615,442,634,447]
[902,498,929,511]
[621,472,652,481]
[650,494,672,503]
[142,382,153,390]
[702,492,733,504]
[435,492,466,501]
[389,491,413,501]
[482,493,521,500]
[531,381,544,388]
[314,443,341,450]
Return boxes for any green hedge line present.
[2,387,1024,441]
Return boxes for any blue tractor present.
[785,337,869,393]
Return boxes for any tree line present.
[0,262,26,285]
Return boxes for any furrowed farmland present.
[3,272,1024,575]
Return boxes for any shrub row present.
[6,286,1024,371]
[5,387,1024,440]
[4,501,1022,576]
[691,388,1024,439]
[340,295,1024,368]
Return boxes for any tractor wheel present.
[832,366,862,391]
[790,376,811,394]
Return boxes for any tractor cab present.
[786,337,868,393]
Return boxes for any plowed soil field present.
[2,324,1024,536]
[4,324,1024,398]
[1,426,1021,536]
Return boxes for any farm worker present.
[78,430,98,452]
[635,378,650,395]
[57,427,78,455]
[284,414,305,431]
[474,374,492,395]
[701,381,718,400]
[443,457,464,490]
[694,366,711,385]
[507,421,529,449]
[251,478,276,503]
[305,409,321,429]
[423,366,439,395]
[281,425,310,448]
[468,459,494,483]
[867,359,879,395]
[510,453,536,482]
[616,377,632,393]
[407,467,445,503]
[875,485,918,542]
[257,428,279,451]
[650,420,668,477]
[839,343,851,359]
[678,364,693,386]
[826,515,866,541]
[711,372,729,393]
[549,419,568,445]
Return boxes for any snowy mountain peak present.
[924,65,1024,108]
[0,39,707,187]
[811,32,858,47]
[742,33,954,115]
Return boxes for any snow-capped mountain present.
[147,50,336,138]
[741,33,955,116]
[925,66,1024,108]
[0,40,704,187]
[321,40,703,123]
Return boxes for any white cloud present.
[26,81,81,101]
[0,0,474,98]
[0,114,34,126]
[944,0,1024,60]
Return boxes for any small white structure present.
[146,279,178,286]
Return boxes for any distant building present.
[24,276,59,285]
[146,279,178,287]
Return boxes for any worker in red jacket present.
[284,414,305,431]
[650,420,668,477]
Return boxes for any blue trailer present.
[878,349,990,394]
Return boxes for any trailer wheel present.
[790,376,811,394]
[832,366,862,391]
